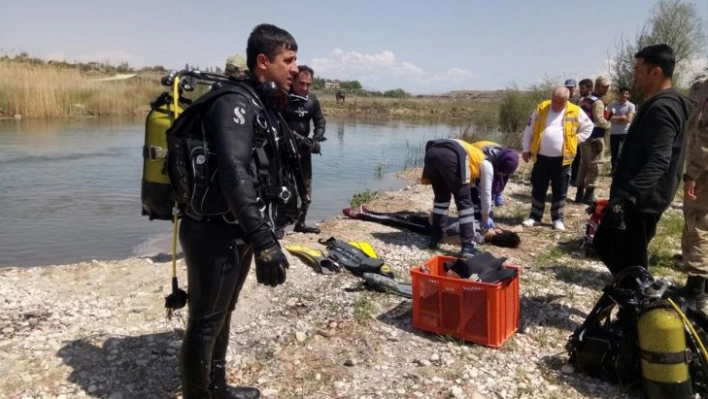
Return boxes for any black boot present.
[210,360,261,399]
[582,187,595,206]
[293,222,320,234]
[293,205,320,234]
[672,275,708,318]
[574,187,585,203]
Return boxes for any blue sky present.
[1,0,706,94]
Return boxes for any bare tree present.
[646,0,705,65]
[608,0,706,102]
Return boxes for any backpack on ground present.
[566,267,708,397]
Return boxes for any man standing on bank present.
[594,44,695,276]
[178,24,300,399]
[282,65,327,235]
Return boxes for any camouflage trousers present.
[576,138,604,189]
[682,206,708,276]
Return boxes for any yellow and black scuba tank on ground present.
[637,302,693,399]
[141,92,191,220]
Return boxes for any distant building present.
[325,80,341,89]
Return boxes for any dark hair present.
[634,44,675,79]
[578,78,593,88]
[246,23,298,71]
[489,230,521,248]
[297,65,315,78]
[618,86,631,94]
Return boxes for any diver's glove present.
[250,230,289,287]
[309,139,321,154]
[254,243,289,287]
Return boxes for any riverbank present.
[0,166,686,399]
[0,59,503,123]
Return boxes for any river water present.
[0,117,459,267]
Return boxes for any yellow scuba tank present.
[637,306,693,399]
[141,93,188,220]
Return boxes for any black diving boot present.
[574,187,585,203]
[293,222,320,234]
[210,360,261,399]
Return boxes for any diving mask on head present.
[257,81,290,108]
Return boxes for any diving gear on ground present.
[566,267,708,397]
[362,272,412,298]
[284,244,339,274]
[443,252,516,283]
[637,305,693,398]
[318,237,394,278]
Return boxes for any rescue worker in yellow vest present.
[678,75,708,316]
[521,86,593,230]
[421,139,492,256]
[471,140,520,211]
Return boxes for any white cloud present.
[311,48,475,91]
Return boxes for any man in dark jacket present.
[594,44,696,276]
[281,65,326,234]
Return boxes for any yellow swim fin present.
[347,241,395,277]
[348,241,378,259]
[284,244,339,274]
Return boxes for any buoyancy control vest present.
[141,78,305,228]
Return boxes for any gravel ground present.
[0,167,686,399]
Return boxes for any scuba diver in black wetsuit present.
[280,65,326,235]
[177,24,299,399]
[342,206,521,249]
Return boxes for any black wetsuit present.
[179,78,283,399]
[281,93,325,228]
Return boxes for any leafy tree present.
[340,80,362,90]
[383,88,410,98]
[609,0,706,103]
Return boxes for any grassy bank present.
[0,59,505,124]
[0,60,164,118]
[318,95,500,125]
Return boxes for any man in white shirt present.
[521,86,594,230]
[608,86,636,173]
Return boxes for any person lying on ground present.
[342,206,521,249]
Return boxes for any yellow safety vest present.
[421,139,486,185]
[529,100,582,165]
[455,139,486,183]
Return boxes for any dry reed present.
[0,60,163,118]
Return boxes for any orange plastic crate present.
[410,255,520,348]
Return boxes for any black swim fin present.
[319,237,394,278]
[362,273,412,298]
